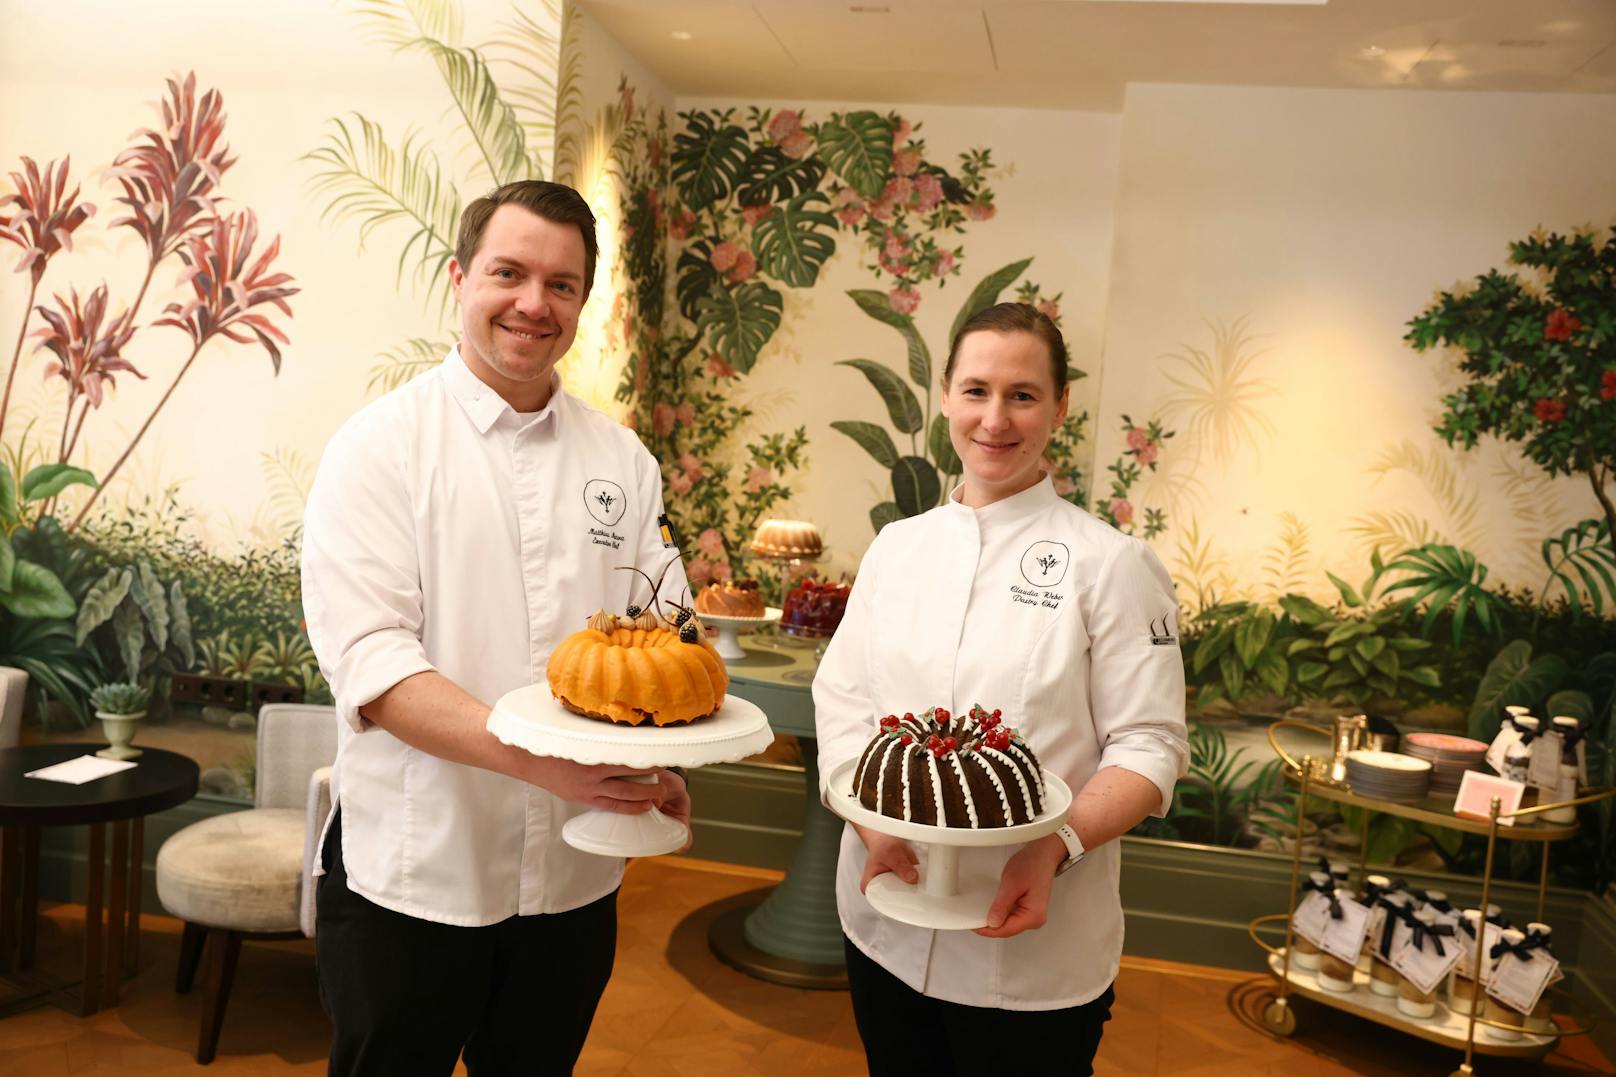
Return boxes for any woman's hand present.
[975,833,1066,939]
[853,823,919,893]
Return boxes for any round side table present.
[0,743,199,1016]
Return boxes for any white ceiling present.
[574,0,1616,110]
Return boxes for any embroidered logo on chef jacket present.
[1149,611,1179,646]
[583,479,628,550]
[1012,540,1070,610]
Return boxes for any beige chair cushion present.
[156,808,305,933]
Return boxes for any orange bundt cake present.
[547,566,729,726]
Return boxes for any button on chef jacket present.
[302,347,687,926]
[814,475,1188,1009]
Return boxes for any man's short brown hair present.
[455,180,598,297]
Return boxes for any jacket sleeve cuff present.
[332,634,437,734]
[1098,732,1187,818]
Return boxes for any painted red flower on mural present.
[1543,307,1582,342]
[707,352,738,380]
[892,149,920,177]
[767,110,801,144]
[1533,397,1567,423]
[1110,498,1134,526]
[725,249,757,284]
[965,200,996,221]
[0,156,96,284]
[741,202,774,227]
[1602,368,1616,401]
[913,173,944,213]
[156,209,297,369]
[33,285,143,408]
[779,130,814,159]
[709,241,741,273]
[653,402,676,436]
[889,287,921,315]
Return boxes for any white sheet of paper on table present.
[24,755,137,785]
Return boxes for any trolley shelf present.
[1280,771,1578,841]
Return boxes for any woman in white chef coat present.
[814,303,1189,1076]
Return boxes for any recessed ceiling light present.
[1362,45,1385,57]
[671,30,693,41]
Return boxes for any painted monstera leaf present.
[848,289,931,386]
[891,456,941,518]
[736,145,826,206]
[837,359,922,434]
[949,257,1034,345]
[676,240,721,322]
[696,282,783,374]
[816,111,893,199]
[751,191,837,288]
[672,112,750,212]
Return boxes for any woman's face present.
[940,329,1068,507]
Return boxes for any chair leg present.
[195,928,241,1065]
[175,920,207,994]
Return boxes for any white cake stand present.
[824,758,1074,930]
[488,686,774,858]
[699,607,782,660]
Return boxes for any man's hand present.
[656,769,693,852]
[853,823,918,893]
[975,833,1065,939]
[520,756,665,814]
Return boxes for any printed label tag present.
[1486,726,1520,775]
[1292,892,1333,947]
[1455,923,1502,981]
[1391,934,1462,996]
[1486,952,1559,1016]
[1319,898,1371,965]
[1529,732,1563,789]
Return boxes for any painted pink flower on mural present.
[0,156,96,283]
[709,241,741,272]
[697,528,726,558]
[676,401,696,427]
[965,200,996,221]
[893,117,912,144]
[1544,307,1582,342]
[892,148,921,177]
[834,189,866,227]
[741,202,774,227]
[889,287,921,315]
[707,352,738,380]
[880,176,913,208]
[1052,474,1077,497]
[768,110,801,143]
[883,233,911,261]
[686,556,714,583]
[653,402,677,436]
[648,136,663,168]
[1127,428,1151,451]
[1037,298,1061,321]
[913,173,944,212]
[669,207,695,240]
[1110,498,1134,526]
[746,465,774,492]
[679,452,705,481]
[932,249,955,277]
[726,249,757,284]
[669,470,695,495]
[33,285,142,408]
[1137,442,1159,465]
[780,130,815,159]
[711,561,733,582]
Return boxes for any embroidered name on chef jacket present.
[583,478,628,550]
[1012,540,1069,611]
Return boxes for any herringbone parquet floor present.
[0,855,1607,1075]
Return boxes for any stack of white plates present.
[1345,750,1432,803]
[1403,732,1488,796]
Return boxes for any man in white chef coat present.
[302,180,690,1075]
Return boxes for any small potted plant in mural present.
[91,679,150,760]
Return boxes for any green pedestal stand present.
[708,642,848,989]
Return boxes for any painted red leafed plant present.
[32,285,143,462]
[0,156,98,442]
[71,209,297,528]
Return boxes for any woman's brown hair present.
[942,302,1068,393]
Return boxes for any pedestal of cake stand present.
[823,759,1074,931]
[488,686,774,858]
[700,608,782,661]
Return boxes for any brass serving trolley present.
[1249,720,1615,1075]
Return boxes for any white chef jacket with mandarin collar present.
[814,474,1188,1009]
[302,347,687,927]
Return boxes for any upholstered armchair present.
[0,666,28,748]
[155,703,337,1064]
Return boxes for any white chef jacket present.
[814,474,1188,1009]
[301,347,687,926]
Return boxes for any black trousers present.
[316,811,618,1077]
[844,936,1113,1077]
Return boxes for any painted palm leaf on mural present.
[1540,518,1616,617]
[410,41,535,184]
[1160,316,1277,466]
[1261,512,1312,602]
[814,111,892,200]
[828,421,898,468]
[350,0,463,48]
[306,115,461,314]
[891,456,941,518]
[751,191,837,288]
[736,146,826,208]
[1348,440,1486,560]
[695,282,782,375]
[487,3,567,172]
[1382,544,1509,644]
[369,337,455,395]
[672,112,749,212]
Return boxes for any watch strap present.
[1054,823,1086,876]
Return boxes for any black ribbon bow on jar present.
[1558,724,1585,761]
[1517,724,1541,747]
[1301,875,1343,919]
[1490,934,1549,963]
[1412,889,1454,914]
[1377,899,1412,960]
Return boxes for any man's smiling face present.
[448,203,587,410]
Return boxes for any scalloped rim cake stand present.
[488,686,773,858]
[823,758,1074,930]
[698,607,782,660]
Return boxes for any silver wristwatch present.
[1053,823,1086,876]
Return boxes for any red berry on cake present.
[935,707,950,722]
[900,733,913,745]
[943,736,957,751]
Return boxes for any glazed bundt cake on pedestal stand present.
[699,606,782,660]
[824,705,1072,930]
